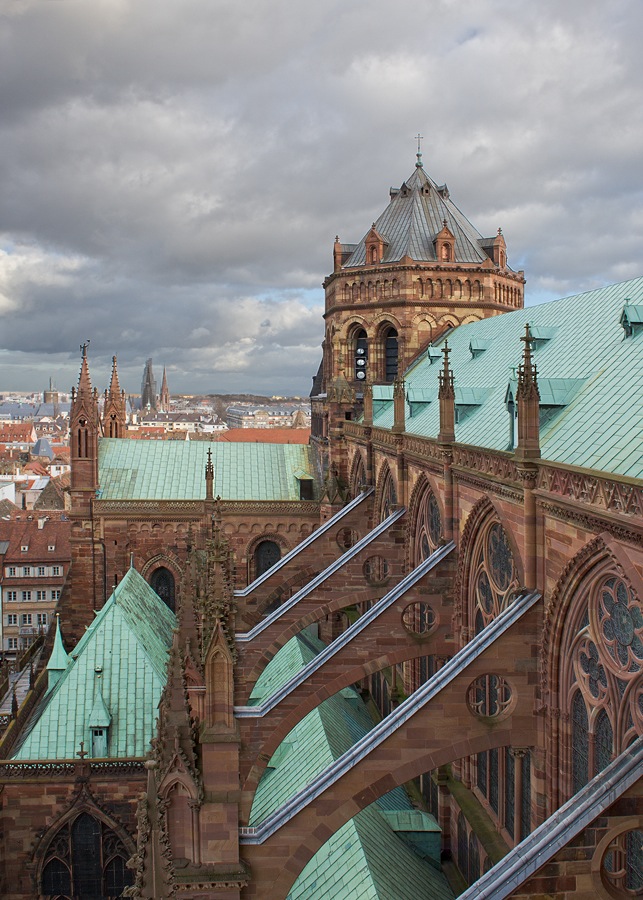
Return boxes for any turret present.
[103,355,127,438]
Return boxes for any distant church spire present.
[140,358,157,413]
[160,366,170,413]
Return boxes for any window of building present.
[354,329,368,382]
[36,590,47,601]
[7,638,18,650]
[6,591,17,602]
[384,327,398,382]
[22,566,31,576]
[51,590,61,600]
[6,614,17,626]
[149,567,176,612]
[7,567,16,577]
[52,566,61,576]
[22,591,31,602]
[37,613,47,626]
[21,614,32,626]
[38,566,46,576]
[40,813,133,898]
[253,541,281,579]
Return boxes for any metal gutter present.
[240,589,541,842]
[236,504,405,643]
[234,488,374,598]
[235,541,455,716]
[458,735,643,900]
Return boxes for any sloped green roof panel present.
[253,631,454,900]
[98,440,319,501]
[13,568,175,760]
[382,276,643,478]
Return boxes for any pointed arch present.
[454,495,523,637]
[348,450,368,498]
[406,473,443,568]
[544,534,643,805]
[374,460,397,524]
[33,788,135,899]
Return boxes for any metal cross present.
[415,133,424,154]
[77,741,88,759]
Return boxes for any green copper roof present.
[251,632,454,900]
[97,439,318,501]
[46,616,70,673]
[13,567,175,760]
[373,276,643,479]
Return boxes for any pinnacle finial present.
[518,323,538,393]
[415,133,424,167]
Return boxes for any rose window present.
[601,829,643,895]
[598,577,643,676]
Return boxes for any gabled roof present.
[13,567,175,759]
[371,275,643,478]
[98,439,319,501]
[250,631,454,900]
[342,162,499,268]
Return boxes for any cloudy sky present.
[1,0,642,396]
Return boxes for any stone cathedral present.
[0,153,641,900]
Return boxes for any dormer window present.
[441,243,452,262]
[21,545,28,552]
[620,302,643,337]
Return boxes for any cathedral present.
[0,153,641,900]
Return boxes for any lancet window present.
[377,467,397,523]
[471,520,518,635]
[41,812,132,899]
[413,485,442,566]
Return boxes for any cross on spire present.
[415,133,424,168]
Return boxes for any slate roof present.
[342,161,500,269]
[13,567,175,760]
[372,276,643,479]
[250,630,454,900]
[97,439,318,501]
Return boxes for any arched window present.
[254,540,281,577]
[377,467,397,523]
[470,520,518,635]
[149,566,176,612]
[384,327,398,382]
[441,243,451,261]
[564,573,642,799]
[413,484,441,566]
[370,246,377,264]
[457,812,468,881]
[40,812,132,899]
[353,328,368,383]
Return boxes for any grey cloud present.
[1,0,643,393]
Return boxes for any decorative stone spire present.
[70,342,100,495]
[438,341,455,443]
[205,447,214,501]
[515,323,541,460]
[103,355,127,438]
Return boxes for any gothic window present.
[384,327,398,382]
[414,485,442,566]
[40,813,132,899]
[468,832,480,885]
[149,566,176,612]
[471,520,518,634]
[457,812,468,880]
[565,573,642,799]
[77,418,89,458]
[254,540,281,578]
[476,751,487,795]
[521,751,531,840]
[350,453,367,498]
[377,467,397,523]
[504,747,515,837]
[488,747,499,814]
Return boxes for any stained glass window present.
[457,812,469,881]
[571,691,589,793]
[477,751,487,794]
[414,486,442,565]
[41,813,132,900]
[378,468,397,522]
[471,520,517,633]
[504,748,515,837]
[468,832,480,885]
[521,751,531,840]
[594,709,613,775]
[489,748,499,814]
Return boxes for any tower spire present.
[515,323,541,460]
